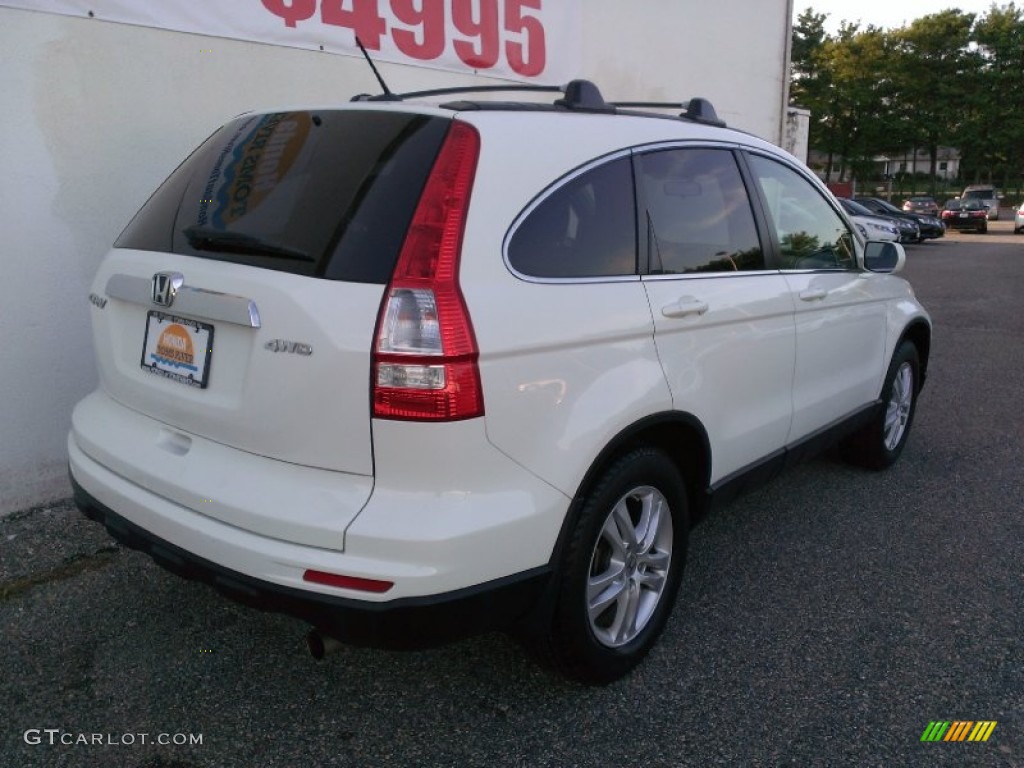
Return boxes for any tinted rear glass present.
[116,110,449,284]
[507,157,637,279]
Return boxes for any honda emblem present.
[151,272,184,307]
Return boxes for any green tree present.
[966,4,1024,189]
[791,9,839,178]
[891,11,978,191]
[827,23,897,182]
[792,5,1024,193]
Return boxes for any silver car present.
[961,185,1001,220]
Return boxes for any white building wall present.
[0,2,791,514]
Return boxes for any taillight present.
[372,121,483,421]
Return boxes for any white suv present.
[69,80,931,683]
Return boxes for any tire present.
[843,341,920,470]
[528,447,689,684]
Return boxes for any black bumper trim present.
[71,475,551,650]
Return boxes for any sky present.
[794,1,1002,33]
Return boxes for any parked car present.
[902,196,939,217]
[68,80,931,684]
[941,198,988,233]
[961,185,1001,220]
[854,197,944,242]
[837,198,900,241]
[1016,202,1024,234]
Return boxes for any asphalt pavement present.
[2,235,1021,767]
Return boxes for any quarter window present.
[747,154,856,270]
[507,157,637,278]
[637,148,763,274]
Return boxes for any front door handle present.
[661,296,709,318]
[799,289,828,302]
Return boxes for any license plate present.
[140,311,214,389]
[959,213,969,218]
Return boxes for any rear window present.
[962,189,995,200]
[116,110,450,284]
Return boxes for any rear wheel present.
[843,341,920,470]
[529,448,688,684]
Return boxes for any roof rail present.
[352,84,562,102]
[611,97,726,127]
[351,79,726,126]
[353,79,616,112]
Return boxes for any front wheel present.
[529,448,689,684]
[843,341,921,470]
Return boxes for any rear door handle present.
[799,289,827,302]
[661,296,709,318]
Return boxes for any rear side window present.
[507,157,637,279]
[637,148,763,274]
[116,111,450,284]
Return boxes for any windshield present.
[840,198,875,217]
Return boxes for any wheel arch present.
[549,412,712,568]
[516,411,711,638]
[898,319,932,390]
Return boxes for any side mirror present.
[864,241,905,273]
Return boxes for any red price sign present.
[261,0,548,78]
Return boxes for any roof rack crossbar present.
[610,97,726,127]
[612,101,687,108]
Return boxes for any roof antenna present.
[354,37,395,100]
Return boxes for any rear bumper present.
[72,474,551,649]
[68,389,569,648]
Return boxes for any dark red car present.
[941,199,988,233]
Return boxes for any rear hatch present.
[92,107,451,477]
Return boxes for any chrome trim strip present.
[105,274,261,328]
[640,269,777,282]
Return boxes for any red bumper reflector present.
[302,569,394,594]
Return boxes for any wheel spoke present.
[611,497,640,550]
[600,513,629,560]
[587,563,626,617]
[638,549,670,574]
[636,565,666,593]
[635,492,662,554]
[612,585,641,645]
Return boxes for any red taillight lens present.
[303,569,394,594]
[372,121,483,421]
